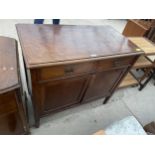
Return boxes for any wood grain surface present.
[0,36,29,134]
[0,37,19,94]
[16,25,143,127]
[16,24,143,68]
[128,37,155,55]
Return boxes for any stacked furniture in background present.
[0,37,29,134]
[119,37,155,90]
[119,56,152,88]
[145,20,155,43]
[123,19,155,37]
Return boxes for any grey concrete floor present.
[0,19,155,134]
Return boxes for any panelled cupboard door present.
[0,91,25,135]
[37,76,89,115]
[83,68,125,102]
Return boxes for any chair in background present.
[34,19,60,24]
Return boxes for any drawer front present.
[96,56,133,71]
[38,62,95,81]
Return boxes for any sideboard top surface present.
[0,36,19,94]
[16,24,143,68]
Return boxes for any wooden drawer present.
[38,62,96,81]
[96,56,133,71]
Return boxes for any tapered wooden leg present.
[35,120,40,128]
[33,104,40,128]
[103,96,111,104]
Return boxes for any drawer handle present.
[113,60,122,66]
[65,68,74,74]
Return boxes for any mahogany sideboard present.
[16,24,143,127]
[0,36,29,134]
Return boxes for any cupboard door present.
[83,68,125,102]
[36,76,89,115]
[0,91,25,135]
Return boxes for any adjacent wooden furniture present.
[0,36,29,134]
[16,24,143,127]
[123,20,151,37]
[128,37,155,55]
[129,37,155,90]
[123,19,155,43]
[120,37,155,90]
[119,56,153,88]
[119,73,138,88]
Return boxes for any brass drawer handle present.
[65,67,74,74]
[113,60,123,66]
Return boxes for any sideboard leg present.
[103,96,111,104]
[33,104,40,128]
[35,119,40,128]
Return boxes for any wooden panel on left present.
[0,36,29,135]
